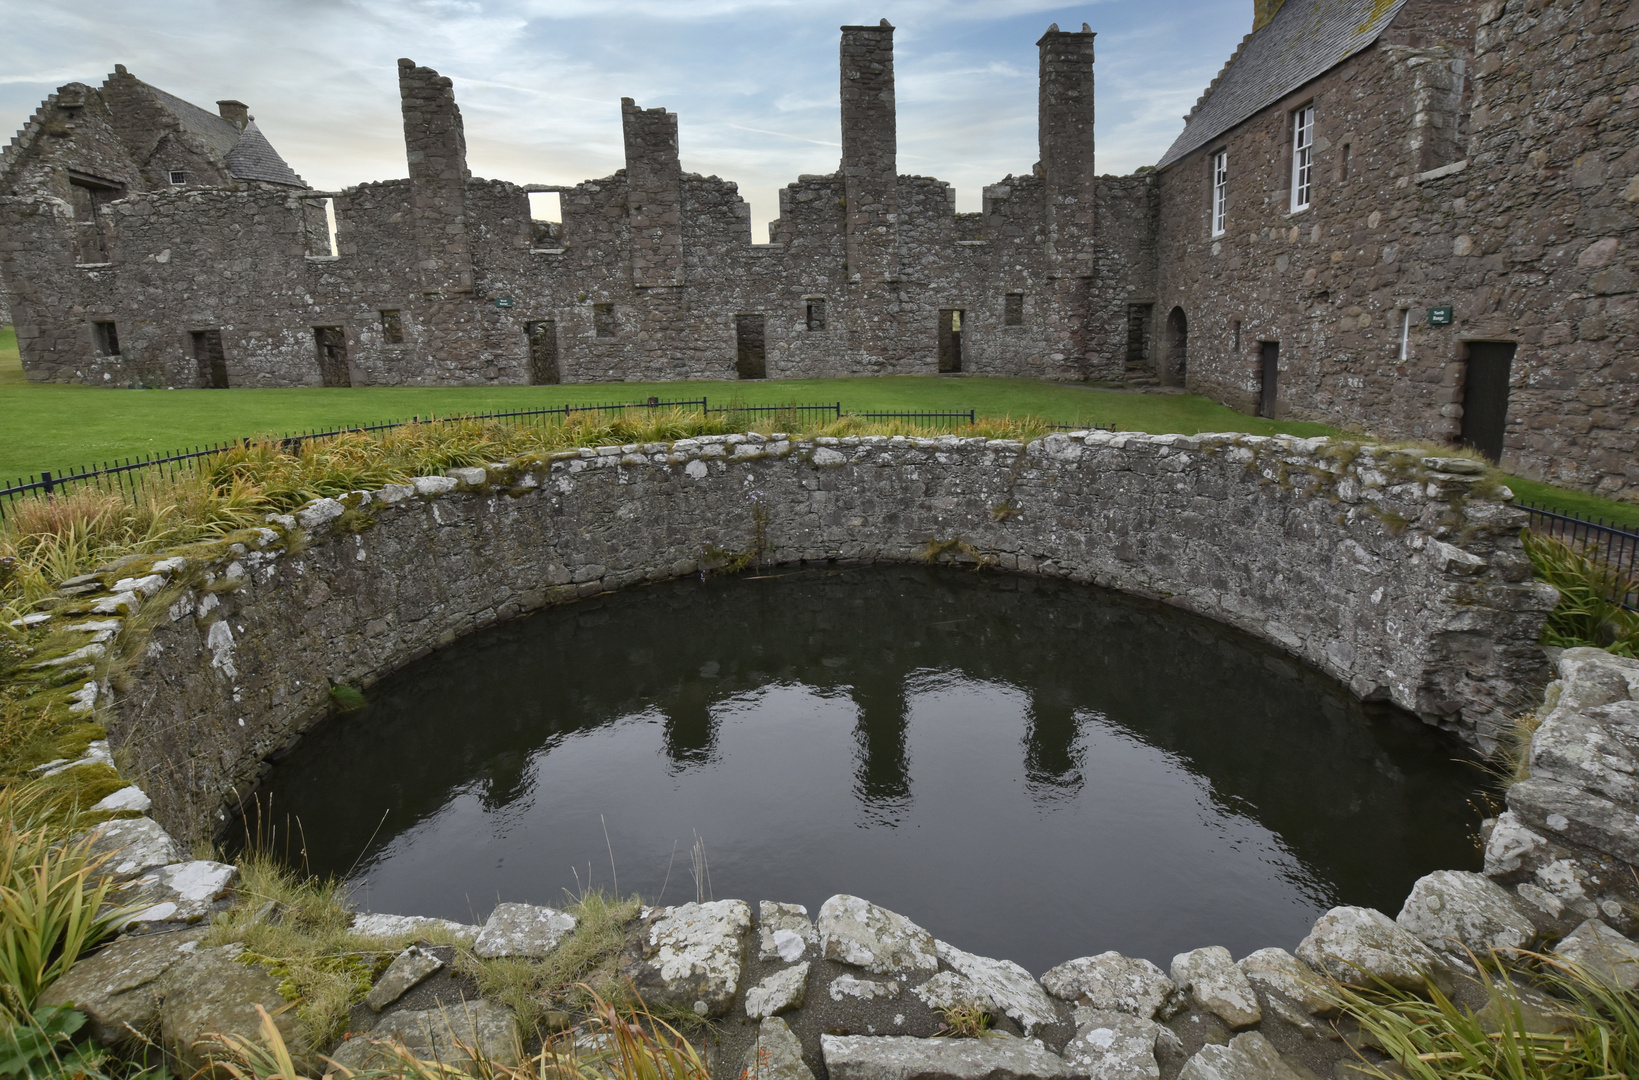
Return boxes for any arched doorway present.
[1166,306,1188,386]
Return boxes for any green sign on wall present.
[1428,306,1453,326]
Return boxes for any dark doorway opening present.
[1459,342,1516,464]
[526,321,559,385]
[734,315,766,379]
[1124,304,1153,377]
[1258,342,1279,419]
[1166,306,1188,385]
[191,330,228,388]
[68,175,123,264]
[93,321,120,357]
[938,309,964,373]
[314,326,351,387]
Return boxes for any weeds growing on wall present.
[457,890,643,1037]
[1522,530,1639,657]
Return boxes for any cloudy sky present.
[2,0,1248,230]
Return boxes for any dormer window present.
[168,170,187,185]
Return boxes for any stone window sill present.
[955,240,988,247]
[305,254,341,263]
[75,262,115,269]
[530,248,566,256]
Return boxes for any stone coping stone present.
[621,899,752,1018]
[818,894,940,976]
[39,927,208,1049]
[821,1033,1080,1080]
[1041,953,1179,1019]
[352,912,481,943]
[330,999,519,1071]
[472,902,576,958]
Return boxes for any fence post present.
[41,470,53,496]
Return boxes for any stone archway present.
[1166,306,1188,386]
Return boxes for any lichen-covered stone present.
[830,975,900,1002]
[1296,907,1451,992]
[759,901,816,962]
[817,895,939,976]
[743,1017,815,1080]
[473,903,576,958]
[745,962,809,1019]
[157,944,303,1074]
[82,818,185,880]
[935,939,1062,1035]
[1178,1032,1306,1080]
[1553,919,1639,990]
[620,900,751,1018]
[352,912,481,943]
[822,1032,1080,1080]
[1170,947,1260,1029]
[1041,953,1179,1019]
[1396,871,1537,955]
[117,860,238,926]
[39,928,207,1048]
[1064,1008,1161,1080]
[1235,948,1333,1016]
[329,999,518,1071]
[365,946,444,1011]
[1482,812,1555,883]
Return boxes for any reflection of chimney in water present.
[216,99,249,130]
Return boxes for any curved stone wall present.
[37,429,1553,841]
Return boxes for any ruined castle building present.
[0,0,1633,497]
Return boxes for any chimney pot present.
[217,99,249,130]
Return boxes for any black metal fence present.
[1521,502,1639,610]
[0,398,1082,519]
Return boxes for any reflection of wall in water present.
[246,566,1476,909]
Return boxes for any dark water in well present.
[249,566,1482,972]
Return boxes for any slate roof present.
[145,81,307,188]
[1156,0,1410,170]
[225,121,306,187]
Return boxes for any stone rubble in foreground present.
[47,626,1639,1078]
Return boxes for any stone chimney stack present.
[397,59,473,294]
[1253,0,1287,31]
[622,99,684,289]
[216,100,249,130]
[839,19,899,284]
[1037,23,1097,279]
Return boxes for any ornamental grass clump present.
[1331,951,1639,1080]
[0,783,135,1016]
[1521,530,1638,657]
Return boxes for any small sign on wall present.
[494,296,515,310]
[1427,306,1453,326]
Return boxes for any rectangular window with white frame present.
[1211,150,1228,236]
[1290,104,1314,212]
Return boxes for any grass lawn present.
[1,323,1633,529]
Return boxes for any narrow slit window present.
[1291,104,1315,212]
[1004,293,1024,326]
[1211,150,1228,237]
[806,298,826,332]
[93,320,120,356]
[380,309,404,345]
[593,303,616,338]
[1232,320,1241,354]
[1339,142,1352,182]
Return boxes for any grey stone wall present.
[1154,0,1638,498]
[30,430,1550,843]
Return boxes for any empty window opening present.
[1459,342,1516,464]
[1339,142,1352,182]
[313,326,351,387]
[303,197,338,257]
[380,309,404,345]
[1165,306,1188,386]
[806,298,827,332]
[168,169,188,185]
[191,329,228,389]
[528,192,562,247]
[68,176,122,263]
[1291,104,1315,212]
[93,320,120,357]
[526,320,560,385]
[1004,293,1024,326]
[1258,342,1279,419]
[593,303,616,338]
[1124,304,1153,374]
[735,314,767,379]
[1211,150,1228,237]
[938,309,964,374]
